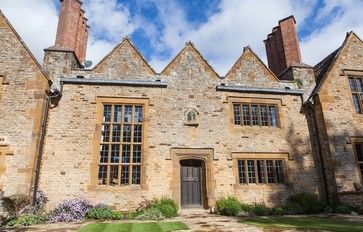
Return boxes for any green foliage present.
[6,214,45,227]
[271,207,285,216]
[252,203,271,216]
[78,221,189,232]
[334,203,358,214]
[150,197,178,218]
[294,78,303,89]
[85,204,123,220]
[216,197,241,216]
[285,193,326,214]
[125,210,143,220]
[134,208,165,221]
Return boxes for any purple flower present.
[48,198,93,223]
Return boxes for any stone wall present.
[0,12,49,196]
[314,33,363,204]
[40,41,319,210]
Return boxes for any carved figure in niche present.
[187,111,196,122]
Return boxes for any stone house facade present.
[0,0,362,210]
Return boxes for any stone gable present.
[0,11,49,196]
[92,38,156,79]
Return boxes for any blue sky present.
[1,0,363,74]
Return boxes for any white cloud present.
[0,0,58,63]
[300,0,363,65]
[0,0,362,74]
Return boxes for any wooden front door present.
[180,160,203,207]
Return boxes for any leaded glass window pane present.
[247,160,256,183]
[123,125,131,142]
[132,166,141,184]
[233,104,241,125]
[269,106,277,127]
[98,166,107,185]
[121,166,129,185]
[238,160,246,184]
[133,145,142,163]
[260,106,268,126]
[110,145,119,163]
[99,145,108,163]
[353,94,361,113]
[114,105,122,123]
[124,106,132,123]
[122,145,130,163]
[102,125,110,142]
[134,106,143,123]
[275,160,284,183]
[257,160,265,183]
[103,105,112,122]
[251,105,259,126]
[112,125,121,142]
[133,125,142,143]
[242,105,250,126]
[109,166,118,185]
[266,160,274,183]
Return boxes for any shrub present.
[150,197,178,218]
[8,194,29,213]
[20,190,48,215]
[334,203,358,214]
[125,210,143,220]
[85,204,122,220]
[271,207,285,216]
[286,193,326,214]
[6,214,45,227]
[252,203,271,216]
[48,198,93,223]
[216,196,241,216]
[134,208,165,221]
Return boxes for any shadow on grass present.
[240,216,363,232]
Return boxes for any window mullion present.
[273,160,277,184]
[263,160,267,184]
[254,160,258,184]
[244,160,249,184]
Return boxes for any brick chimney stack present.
[54,0,89,64]
[264,16,302,77]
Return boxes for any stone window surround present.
[88,97,150,192]
[233,103,279,127]
[342,69,363,117]
[350,137,363,184]
[237,159,285,184]
[227,97,286,130]
[231,152,290,189]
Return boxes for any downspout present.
[32,89,61,205]
[305,99,329,202]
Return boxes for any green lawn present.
[78,221,188,232]
[240,216,363,232]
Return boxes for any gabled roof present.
[0,10,50,82]
[310,31,363,97]
[92,37,156,74]
[161,41,220,78]
[224,46,279,82]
